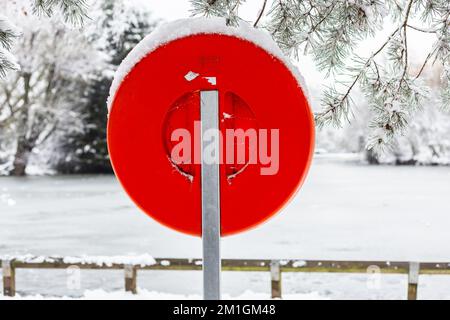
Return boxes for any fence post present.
[124,264,137,294]
[407,262,420,300]
[270,260,282,299]
[2,260,16,297]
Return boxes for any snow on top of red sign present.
[107,17,309,112]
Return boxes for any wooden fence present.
[2,256,450,299]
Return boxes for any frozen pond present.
[1,155,450,299]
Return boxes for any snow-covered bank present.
[0,254,156,267]
[4,151,450,176]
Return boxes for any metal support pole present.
[201,90,221,300]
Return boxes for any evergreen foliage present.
[0,0,88,77]
[55,0,157,173]
[191,0,450,153]
[0,0,156,175]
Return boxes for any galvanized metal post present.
[200,90,221,300]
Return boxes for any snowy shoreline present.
[3,152,450,177]
[0,289,327,300]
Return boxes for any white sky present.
[146,0,191,20]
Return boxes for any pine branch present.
[254,0,267,27]
[396,0,415,94]
[406,24,437,33]
[33,0,89,27]
[315,26,400,127]
[0,49,20,77]
[190,0,245,25]
[0,16,20,51]
[0,0,90,78]
[314,0,441,153]
[189,0,450,153]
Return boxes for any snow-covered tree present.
[365,63,450,165]
[54,0,158,173]
[191,0,450,154]
[0,1,103,176]
[0,0,88,77]
[314,60,450,164]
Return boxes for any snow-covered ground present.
[0,289,326,300]
[1,155,450,299]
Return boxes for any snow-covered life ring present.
[107,17,315,236]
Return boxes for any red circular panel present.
[108,34,315,236]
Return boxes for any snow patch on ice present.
[107,17,310,112]
[0,193,16,207]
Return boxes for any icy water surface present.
[1,156,450,299]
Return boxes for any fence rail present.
[2,256,450,299]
